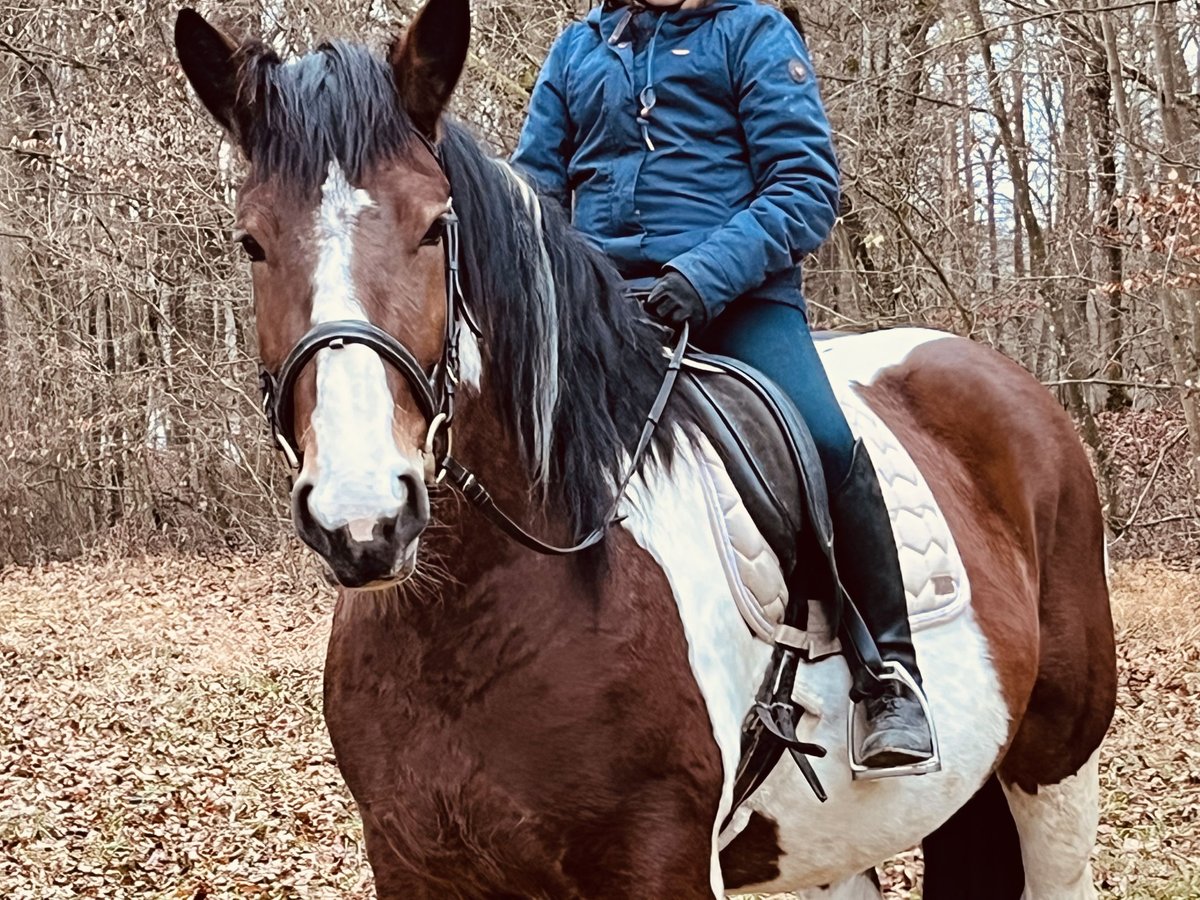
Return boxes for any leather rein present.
[257,139,688,556]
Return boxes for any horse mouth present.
[319,539,420,591]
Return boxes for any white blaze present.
[300,162,415,534]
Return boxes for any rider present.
[513,0,932,768]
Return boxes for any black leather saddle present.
[677,351,836,613]
[621,276,836,613]
[622,281,885,679]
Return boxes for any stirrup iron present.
[847,662,942,781]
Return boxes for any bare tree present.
[0,0,1196,562]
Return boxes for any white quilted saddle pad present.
[695,333,968,650]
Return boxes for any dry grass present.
[0,554,1196,898]
[1091,563,1200,898]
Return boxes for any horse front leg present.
[578,785,722,899]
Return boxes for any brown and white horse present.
[174,2,1116,896]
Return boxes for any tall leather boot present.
[830,439,933,768]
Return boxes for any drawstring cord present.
[604,3,673,151]
[637,13,669,151]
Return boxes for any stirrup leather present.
[848,662,942,781]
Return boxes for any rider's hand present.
[644,269,709,331]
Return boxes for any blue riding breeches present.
[700,298,856,487]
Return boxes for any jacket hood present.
[586,0,746,27]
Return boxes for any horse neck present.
[327,390,584,676]
[427,383,577,585]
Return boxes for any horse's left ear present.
[389,0,471,139]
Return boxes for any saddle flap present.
[680,350,838,572]
[681,344,968,652]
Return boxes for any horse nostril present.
[397,471,430,539]
[398,473,420,514]
[293,482,317,532]
[291,481,337,561]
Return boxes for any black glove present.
[644,270,709,331]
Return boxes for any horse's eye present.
[420,219,445,247]
[234,231,267,263]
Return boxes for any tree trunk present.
[1150,1,1200,497]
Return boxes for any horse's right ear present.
[174,8,242,135]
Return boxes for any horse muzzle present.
[291,472,430,589]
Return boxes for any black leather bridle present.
[257,139,687,556]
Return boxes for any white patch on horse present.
[622,436,774,897]
[815,327,951,388]
[794,873,882,900]
[625,330,1017,894]
[456,316,482,391]
[492,159,558,482]
[1002,750,1101,899]
[300,162,417,535]
[730,582,1009,890]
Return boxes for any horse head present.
[174,0,472,588]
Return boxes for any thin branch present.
[1117,427,1189,532]
[1041,377,1183,391]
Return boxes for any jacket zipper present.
[608,8,633,44]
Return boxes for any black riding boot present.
[830,439,933,769]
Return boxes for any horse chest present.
[320,548,723,894]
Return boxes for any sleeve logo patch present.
[788,58,809,83]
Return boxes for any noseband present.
[258,197,471,474]
[257,138,687,556]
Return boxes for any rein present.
[257,140,688,556]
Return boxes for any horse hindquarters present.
[860,334,1114,899]
[998,354,1113,899]
[991,415,1112,899]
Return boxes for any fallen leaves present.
[0,551,371,899]
[0,554,1195,898]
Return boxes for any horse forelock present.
[235,40,419,192]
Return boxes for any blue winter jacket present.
[512,0,840,317]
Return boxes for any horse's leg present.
[359,816,433,900]
[921,774,1023,899]
[1000,751,1101,900]
[793,870,882,900]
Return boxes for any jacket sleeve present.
[666,11,840,316]
[511,32,574,209]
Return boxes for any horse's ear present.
[175,8,243,136]
[389,0,471,139]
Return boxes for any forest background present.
[2,0,1198,566]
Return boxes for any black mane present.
[238,41,689,535]
[441,124,690,534]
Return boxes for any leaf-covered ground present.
[0,554,1196,898]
